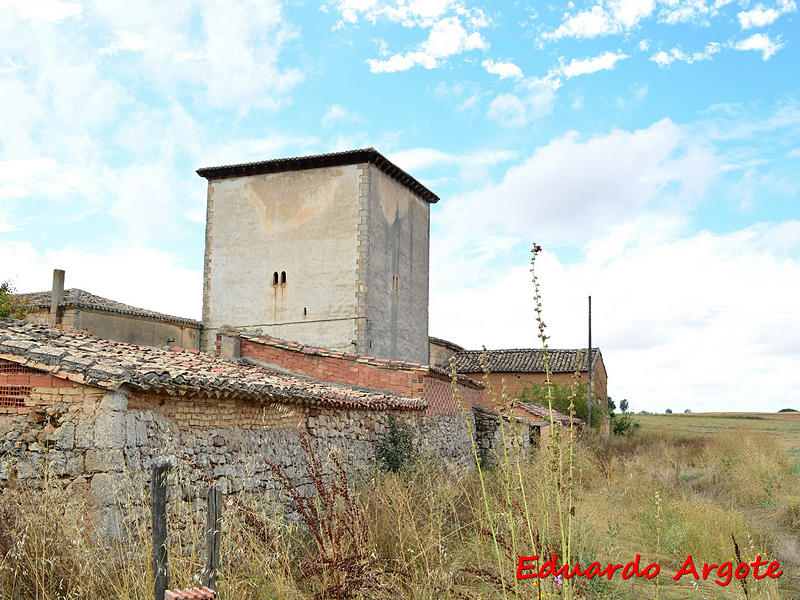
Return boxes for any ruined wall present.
[473,406,531,467]
[428,338,463,370]
[0,359,478,528]
[362,165,429,364]
[201,165,363,352]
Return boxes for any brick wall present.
[128,392,306,430]
[0,358,102,415]
[422,375,482,416]
[239,337,484,417]
[241,338,426,396]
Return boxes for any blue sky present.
[1,0,798,412]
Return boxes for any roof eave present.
[196,148,440,204]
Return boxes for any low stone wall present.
[0,369,479,526]
[473,406,532,466]
[1,357,534,542]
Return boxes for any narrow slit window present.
[273,271,279,286]
[392,275,399,291]
[280,271,287,285]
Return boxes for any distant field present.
[635,411,800,456]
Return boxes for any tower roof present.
[196,147,439,203]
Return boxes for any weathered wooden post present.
[151,461,171,600]
[203,485,223,589]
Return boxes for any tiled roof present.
[448,348,602,374]
[17,289,201,327]
[239,332,484,388]
[0,319,425,411]
[196,148,440,203]
[513,402,582,427]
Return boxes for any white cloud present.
[431,119,717,292]
[482,59,523,79]
[543,6,621,40]
[738,1,796,29]
[559,50,628,78]
[334,0,460,27]
[92,0,304,112]
[5,0,82,23]
[431,221,800,412]
[650,42,720,66]
[0,241,203,321]
[367,15,487,73]
[335,1,489,73]
[486,76,561,128]
[487,94,528,128]
[609,0,656,27]
[322,104,361,126]
[638,39,650,51]
[387,148,517,171]
[734,33,785,60]
[738,5,781,28]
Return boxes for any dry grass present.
[1,416,797,600]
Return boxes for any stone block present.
[94,412,125,448]
[55,421,75,450]
[91,506,123,539]
[85,448,124,473]
[99,390,128,412]
[90,472,118,507]
[17,456,42,479]
[125,413,137,447]
[75,417,94,449]
[66,475,89,497]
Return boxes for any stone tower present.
[197,148,437,364]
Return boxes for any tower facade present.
[197,149,436,364]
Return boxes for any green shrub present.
[0,281,28,320]
[518,381,606,427]
[376,415,415,472]
[611,412,639,436]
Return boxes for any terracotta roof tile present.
[448,348,602,374]
[0,319,425,411]
[513,401,582,426]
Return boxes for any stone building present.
[19,269,202,350]
[197,149,435,363]
[4,147,607,501]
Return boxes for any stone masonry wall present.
[0,359,478,533]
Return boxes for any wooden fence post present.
[203,485,223,589]
[151,461,171,600]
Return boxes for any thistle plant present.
[530,242,575,599]
[448,356,508,600]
